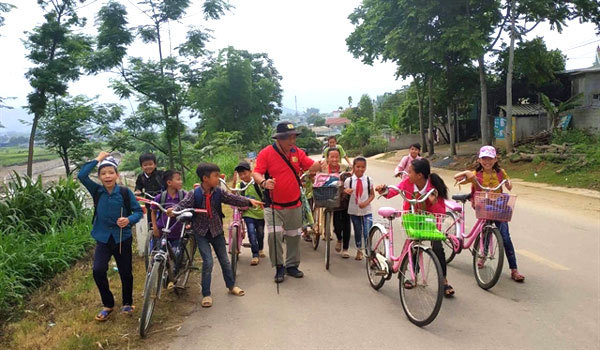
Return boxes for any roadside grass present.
[502,161,600,191]
[0,147,57,167]
[1,206,235,350]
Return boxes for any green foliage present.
[295,126,321,154]
[339,117,387,156]
[183,152,240,189]
[195,130,243,157]
[0,2,15,29]
[307,114,326,126]
[540,93,583,129]
[552,129,597,145]
[88,1,133,72]
[356,94,374,120]
[189,47,283,145]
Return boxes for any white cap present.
[478,146,497,158]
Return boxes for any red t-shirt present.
[254,144,314,209]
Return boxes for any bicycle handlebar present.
[459,178,508,192]
[219,178,254,192]
[136,197,207,215]
[386,185,437,205]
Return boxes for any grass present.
[0,147,57,167]
[502,161,600,191]
[0,206,235,350]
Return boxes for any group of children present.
[78,138,524,322]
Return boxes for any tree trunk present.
[427,77,435,156]
[176,114,185,182]
[60,146,71,176]
[505,4,515,152]
[163,104,175,169]
[413,78,428,153]
[26,115,41,177]
[478,55,491,145]
[448,105,456,156]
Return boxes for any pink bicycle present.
[366,186,445,327]
[219,178,254,278]
[441,178,516,290]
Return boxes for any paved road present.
[163,159,600,350]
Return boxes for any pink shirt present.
[394,154,422,177]
[385,178,445,214]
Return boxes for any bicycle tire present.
[441,211,458,264]
[398,246,444,327]
[311,209,320,250]
[473,225,505,290]
[365,226,387,290]
[139,260,163,338]
[143,232,153,272]
[176,233,196,289]
[231,226,239,278]
[324,210,331,270]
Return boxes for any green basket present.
[401,213,446,241]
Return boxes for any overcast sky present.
[1,0,599,133]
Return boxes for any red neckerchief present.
[204,192,212,218]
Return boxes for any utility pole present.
[295,96,298,118]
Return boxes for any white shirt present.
[344,175,373,216]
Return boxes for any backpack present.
[349,176,372,196]
[193,186,225,218]
[156,189,185,220]
[92,186,131,225]
[240,181,264,202]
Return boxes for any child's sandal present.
[229,286,245,296]
[121,305,135,315]
[511,270,525,282]
[201,296,213,307]
[94,308,113,322]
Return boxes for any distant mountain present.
[0,108,33,135]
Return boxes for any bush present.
[552,129,596,145]
[362,136,388,157]
[183,151,241,189]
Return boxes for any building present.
[495,104,547,146]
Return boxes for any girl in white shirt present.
[343,157,375,260]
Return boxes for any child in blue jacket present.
[78,151,143,321]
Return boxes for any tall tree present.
[24,0,92,177]
[0,2,14,32]
[357,94,374,120]
[39,96,123,175]
[188,47,282,146]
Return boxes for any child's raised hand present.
[96,151,110,162]
[344,188,353,195]
[116,217,130,228]
[249,198,264,208]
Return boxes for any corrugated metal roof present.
[498,104,545,116]
[325,117,351,126]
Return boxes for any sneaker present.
[341,250,350,259]
[259,250,266,258]
[274,265,285,283]
[355,250,364,260]
[285,266,304,278]
[250,257,259,266]
[335,240,342,252]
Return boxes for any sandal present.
[259,250,266,258]
[94,308,113,321]
[201,296,212,308]
[335,240,342,252]
[444,284,455,297]
[250,257,259,266]
[511,270,525,282]
[477,257,486,269]
[121,305,135,315]
[403,280,414,289]
[229,286,245,296]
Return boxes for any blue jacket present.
[78,160,143,243]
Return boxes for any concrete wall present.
[515,114,548,141]
[572,71,600,107]
[384,133,422,150]
[570,107,600,133]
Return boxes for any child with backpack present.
[454,145,525,282]
[150,170,186,286]
[344,156,375,260]
[394,143,422,178]
[168,162,263,307]
[78,151,143,321]
[234,161,266,266]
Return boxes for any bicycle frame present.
[219,178,253,252]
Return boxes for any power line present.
[563,38,600,51]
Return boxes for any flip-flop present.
[229,286,245,296]
[95,308,113,321]
[444,284,455,297]
[121,305,135,315]
[511,270,525,282]
[201,296,213,307]
[404,280,414,289]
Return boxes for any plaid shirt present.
[174,187,250,238]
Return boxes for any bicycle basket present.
[473,192,516,222]
[400,212,447,241]
[313,185,341,209]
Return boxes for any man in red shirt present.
[254,122,323,283]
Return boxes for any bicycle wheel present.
[398,246,444,327]
[140,260,163,337]
[324,210,331,270]
[365,226,387,290]
[472,225,505,290]
[440,211,458,264]
[143,232,153,272]
[176,233,196,289]
[230,226,239,278]
[311,209,320,250]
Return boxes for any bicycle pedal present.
[189,266,200,271]
[375,270,388,276]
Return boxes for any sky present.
[1,0,599,133]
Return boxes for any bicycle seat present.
[451,193,471,203]
[378,207,398,218]
[176,212,193,222]
[445,200,462,212]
